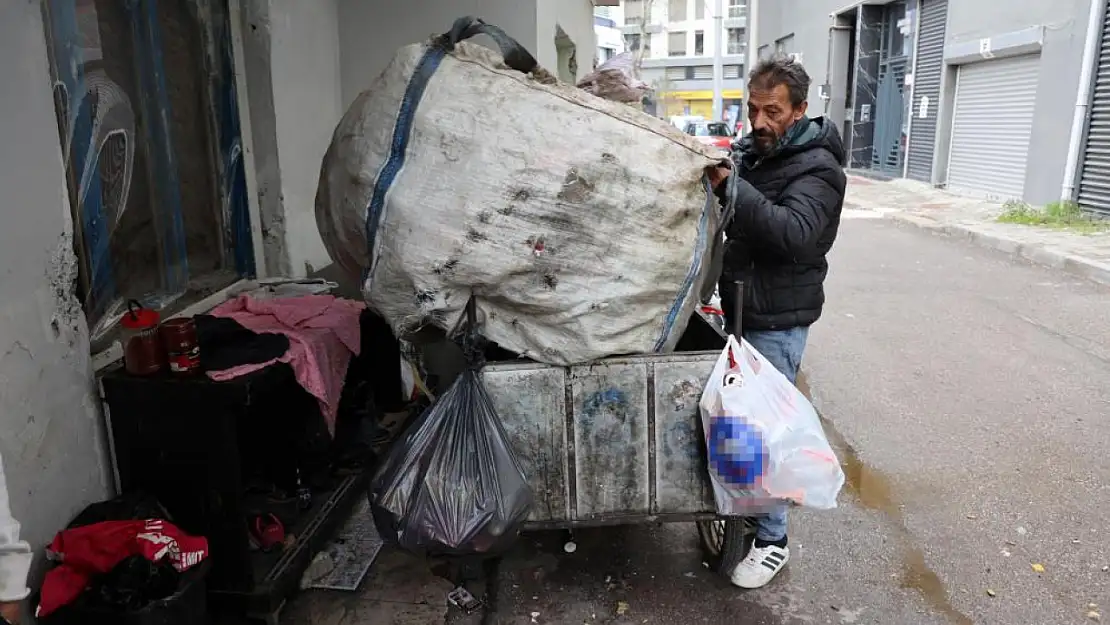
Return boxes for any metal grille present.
[692,65,713,79]
[1077,6,1110,216]
[871,59,908,173]
[906,0,947,182]
[946,54,1039,200]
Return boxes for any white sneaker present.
[729,543,790,589]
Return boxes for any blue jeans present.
[742,326,809,542]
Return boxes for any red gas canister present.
[160,317,201,376]
[120,301,164,376]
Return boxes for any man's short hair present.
[748,56,811,108]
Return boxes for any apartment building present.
[619,0,748,121]
[594,5,627,64]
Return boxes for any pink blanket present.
[207,294,365,434]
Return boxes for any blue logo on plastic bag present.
[708,415,767,487]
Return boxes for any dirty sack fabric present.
[316,25,723,366]
[207,294,366,434]
[36,519,208,618]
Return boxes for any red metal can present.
[160,317,201,376]
[120,301,164,376]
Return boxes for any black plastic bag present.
[369,300,533,556]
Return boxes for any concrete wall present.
[935,0,1093,205]
[537,0,596,81]
[335,0,540,109]
[0,0,113,592]
[268,0,343,275]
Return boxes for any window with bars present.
[665,66,687,80]
[668,0,687,21]
[727,27,745,54]
[692,65,713,79]
[668,31,686,56]
[725,65,742,79]
[695,30,704,55]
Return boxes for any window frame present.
[668,31,687,56]
[40,0,261,362]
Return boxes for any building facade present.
[594,5,627,64]
[617,0,748,121]
[756,0,1110,212]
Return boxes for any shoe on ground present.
[729,542,789,589]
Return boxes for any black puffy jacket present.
[719,116,847,331]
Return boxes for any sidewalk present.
[844,175,1110,287]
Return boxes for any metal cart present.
[480,281,752,574]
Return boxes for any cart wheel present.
[697,518,755,576]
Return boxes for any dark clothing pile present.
[718,116,847,331]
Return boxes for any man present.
[0,455,31,624]
[708,56,846,589]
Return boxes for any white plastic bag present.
[699,336,844,513]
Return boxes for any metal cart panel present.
[482,351,719,528]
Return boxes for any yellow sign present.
[662,89,744,100]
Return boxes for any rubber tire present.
[696,519,754,576]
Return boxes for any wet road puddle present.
[797,371,974,625]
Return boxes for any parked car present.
[669,115,706,131]
[684,121,734,152]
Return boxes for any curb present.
[881,211,1110,288]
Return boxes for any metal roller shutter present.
[906,0,947,182]
[1076,5,1110,216]
[946,54,1039,200]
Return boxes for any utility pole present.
[743,0,759,136]
[712,0,724,121]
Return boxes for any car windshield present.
[687,122,731,137]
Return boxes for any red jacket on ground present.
[36,519,208,617]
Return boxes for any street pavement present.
[283,212,1110,624]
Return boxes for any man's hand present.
[0,601,21,624]
[706,162,732,189]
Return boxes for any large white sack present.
[316,18,723,366]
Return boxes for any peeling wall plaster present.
[0,0,113,584]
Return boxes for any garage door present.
[946,54,1039,200]
[905,0,947,182]
[1076,5,1110,216]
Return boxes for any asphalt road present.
[476,216,1110,625]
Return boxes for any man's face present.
[747,83,808,156]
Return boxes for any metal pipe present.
[744,0,760,137]
[1061,0,1109,202]
[902,0,923,180]
[712,0,725,121]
